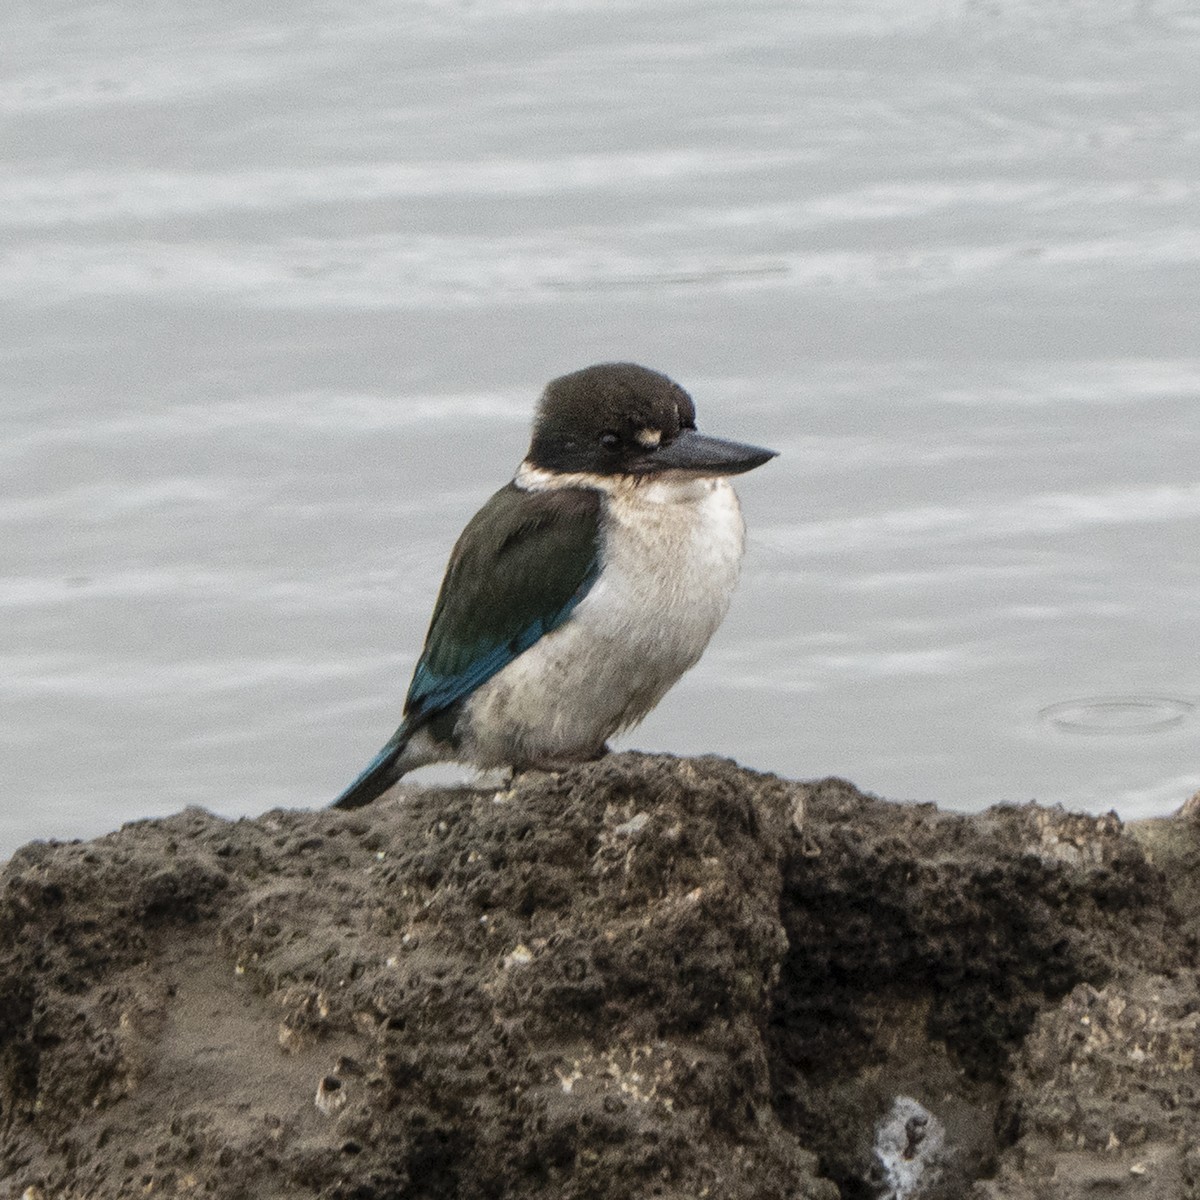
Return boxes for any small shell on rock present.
[503,943,534,969]
[315,1073,347,1116]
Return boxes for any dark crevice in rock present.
[766,778,1185,1199]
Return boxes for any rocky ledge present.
[2,754,1199,1199]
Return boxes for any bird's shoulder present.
[404,480,603,721]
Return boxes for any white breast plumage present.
[457,466,746,770]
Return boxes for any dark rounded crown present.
[527,362,697,474]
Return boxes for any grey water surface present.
[3,0,1199,855]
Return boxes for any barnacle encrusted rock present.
[0,754,1195,1199]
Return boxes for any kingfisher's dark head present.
[526,362,777,479]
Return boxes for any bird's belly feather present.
[460,477,745,768]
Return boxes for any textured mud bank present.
[2,754,1198,1198]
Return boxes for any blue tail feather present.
[331,732,408,810]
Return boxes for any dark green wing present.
[404,482,602,722]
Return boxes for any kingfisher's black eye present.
[598,430,621,450]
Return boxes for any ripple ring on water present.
[1039,695,1195,735]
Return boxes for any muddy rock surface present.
[1,754,1197,1199]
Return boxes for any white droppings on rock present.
[871,1095,947,1199]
